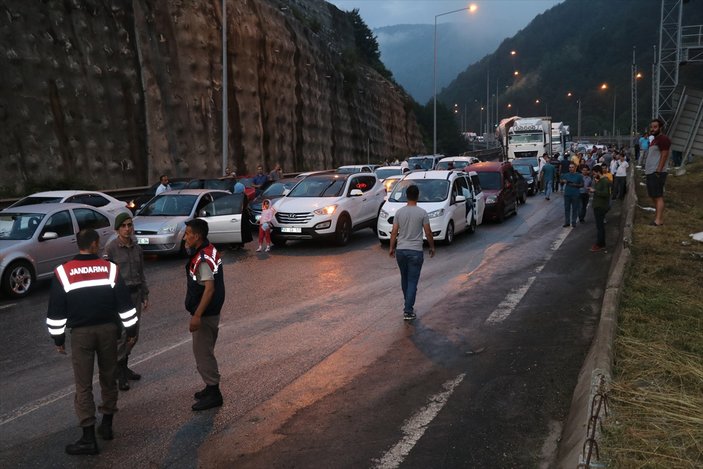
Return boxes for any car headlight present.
[160,223,177,233]
[427,208,444,218]
[127,200,136,209]
[486,196,497,204]
[380,209,389,219]
[314,205,337,216]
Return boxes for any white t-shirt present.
[615,160,629,177]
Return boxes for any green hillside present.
[438,0,703,137]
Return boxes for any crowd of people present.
[537,117,671,251]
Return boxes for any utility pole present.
[222,0,228,175]
[631,46,638,140]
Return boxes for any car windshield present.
[10,196,63,207]
[288,175,346,197]
[388,179,449,203]
[436,160,469,170]
[336,167,363,174]
[262,182,293,197]
[407,157,436,170]
[509,133,543,144]
[476,172,501,190]
[139,194,198,216]
[513,158,538,168]
[514,165,532,176]
[375,168,402,180]
[0,213,45,240]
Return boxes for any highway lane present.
[0,194,616,468]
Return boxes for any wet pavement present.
[0,192,623,468]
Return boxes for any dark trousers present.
[117,290,142,363]
[594,207,607,247]
[396,249,424,314]
[579,193,590,221]
[564,194,580,225]
[614,176,627,200]
[70,322,119,427]
[192,314,221,386]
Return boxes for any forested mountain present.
[438,0,703,136]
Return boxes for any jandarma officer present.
[47,228,138,455]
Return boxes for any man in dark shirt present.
[184,219,226,411]
[47,229,137,455]
[252,165,269,195]
[645,118,671,226]
[104,213,149,391]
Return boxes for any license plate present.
[281,227,301,233]
[137,237,150,245]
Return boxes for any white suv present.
[271,172,386,246]
[377,170,480,245]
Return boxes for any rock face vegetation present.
[0,0,423,195]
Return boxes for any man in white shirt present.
[155,175,171,195]
[613,154,629,200]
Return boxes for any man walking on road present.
[645,118,671,226]
[104,213,149,391]
[561,163,583,227]
[183,219,225,411]
[540,156,556,200]
[389,184,435,321]
[46,229,138,455]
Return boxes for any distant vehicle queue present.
[1,154,538,298]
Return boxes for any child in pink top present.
[257,199,275,252]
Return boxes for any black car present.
[248,178,299,225]
[512,163,538,195]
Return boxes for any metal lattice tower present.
[655,0,683,125]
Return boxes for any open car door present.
[198,194,244,245]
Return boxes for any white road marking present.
[0,336,192,426]
[485,276,537,324]
[372,373,466,469]
[485,228,571,325]
[0,303,16,310]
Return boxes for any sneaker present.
[590,244,603,252]
[265,245,271,252]
[403,312,417,321]
[545,197,550,200]
[192,387,223,411]
[256,245,262,252]
[562,224,570,228]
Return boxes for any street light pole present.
[577,99,582,142]
[222,0,228,175]
[434,6,477,155]
[612,88,617,140]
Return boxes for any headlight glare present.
[313,205,337,216]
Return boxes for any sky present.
[327,0,563,30]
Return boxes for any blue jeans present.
[396,249,424,314]
[564,194,580,225]
[544,178,553,198]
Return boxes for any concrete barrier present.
[555,166,636,468]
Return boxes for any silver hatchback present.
[0,203,116,298]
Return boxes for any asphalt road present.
[0,192,620,468]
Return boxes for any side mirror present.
[40,232,58,241]
[199,209,210,218]
[282,189,291,196]
[350,189,363,197]
[455,195,466,203]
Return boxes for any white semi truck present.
[505,117,552,160]
[551,122,571,155]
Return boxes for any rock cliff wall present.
[0,0,423,195]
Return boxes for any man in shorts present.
[645,118,671,226]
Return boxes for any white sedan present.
[9,190,131,219]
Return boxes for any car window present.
[83,194,110,207]
[140,194,198,216]
[350,176,376,194]
[476,172,501,190]
[43,210,74,238]
[288,175,346,198]
[470,175,482,194]
[375,168,401,180]
[195,194,214,214]
[389,179,449,203]
[0,213,45,240]
[201,194,244,217]
[74,208,110,230]
[455,176,471,201]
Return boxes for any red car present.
[467,161,525,222]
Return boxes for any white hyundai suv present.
[271,172,386,246]
[377,170,480,245]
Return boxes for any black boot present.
[97,414,113,440]
[65,425,99,455]
[118,363,130,391]
[125,356,141,381]
[192,385,223,411]
[193,385,209,400]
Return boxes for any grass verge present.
[601,159,703,468]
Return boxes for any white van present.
[377,170,479,245]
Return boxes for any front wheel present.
[2,261,35,298]
[444,221,455,245]
[335,215,352,246]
